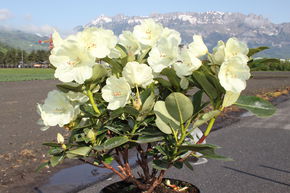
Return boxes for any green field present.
[0,68,55,82]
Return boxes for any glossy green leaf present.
[87,64,107,82]
[248,46,269,57]
[35,161,49,172]
[192,71,218,100]
[152,160,170,170]
[154,101,180,134]
[193,110,220,127]
[161,68,180,90]
[198,148,233,161]
[104,136,128,150]
[235,95,276,117]
[102,57,123,74]
[103,155,114,164]
[179,144,220,152]
[136,135,164,144]
[184,160,194,171]
[155,77,172,88]
[50,155,64,167]
[140,92,155,114]
[56,82,83,93]
[165,92,193,123]
[173,161,183,169]
[67,146,92,156]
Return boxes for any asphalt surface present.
[78,99,290,193]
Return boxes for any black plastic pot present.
[100,178,200,193]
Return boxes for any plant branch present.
[87,89,101,115]
[101,161,127,180]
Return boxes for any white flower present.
[49,38,96,84]
[161,28,181,44]
[188,35,208,58]
[210,40,225,65]
[119,31,141,57]
[173,48,202,77]
[225,38,249,59]
[101,76,131,110]
[122,62,154,88]
[133,19,163,46]
[78,27,117,58]
[148,37,180,73]
[222,91,240,107]
[218,55,250,93]
[37,90,78,127]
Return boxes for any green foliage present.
[249,58,290,71]
[165,92,193,123]
[235,95,276,117]
[248,46,269,57]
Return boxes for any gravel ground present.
[0,71,289,193]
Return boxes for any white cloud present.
[21,24,56,36]
[0,9,12,21]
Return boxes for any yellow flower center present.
[67,57,80,67]
[113,91,122,97]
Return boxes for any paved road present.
[79,99,290,193]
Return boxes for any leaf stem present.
[87,90,101,115]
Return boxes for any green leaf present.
[66,153,79,159]
[193,110,220,128]
[248,46,269,57]
[235,95,276,117]
[152,160,170,170]
[102,57,123,74]
[154,101,180,134]
[35,161,49,172]
[161,68,181,90]
[67,146,92,156]
[80,104,98,117]
[104,136,129,150]
[103,155,114,164]
[192,90,203,111]
[198,148,233,161]
[116,44,128,58]
[155,77,172,88]
[179,144,220,152]
[48,147,64,155]
[105,126,123,135]
[56,82,83,93]
[184,160,194,171]
[86,64,107,82]
[192,71,218,100]
[136,135,164,144]
[165,92,194,123]
[173,161,183,169]
[124,106,139,117]
[50,155,64,167]
[140,92,155,114]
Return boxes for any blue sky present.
[0,0,289,35]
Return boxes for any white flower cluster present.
[210,38,251,107]
[38,19,251,128]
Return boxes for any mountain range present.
[0,27,48,52]
[0,12,289,58]
[75,12,290,58]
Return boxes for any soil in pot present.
[101,178,200,193]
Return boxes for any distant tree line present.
[0,43,50,68]
[250,58,290,71]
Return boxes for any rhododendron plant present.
[37,19,275,193]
